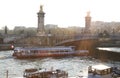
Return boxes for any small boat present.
[77,64,120,78]
[23,68,68,78]
[12,46,89,59]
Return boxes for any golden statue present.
[87,11,90,16]
[40,5,43,12]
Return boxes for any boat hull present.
[13,47,89,59]
[13,51,89,59]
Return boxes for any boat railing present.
[23,68,68,78]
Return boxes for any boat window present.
[14,50,18,52]
[107,68,112,74]
[88,66,92,72]
[98,68,111,75]
[102,70,107,75]
[95,70,101,75]
[28,50,30,53]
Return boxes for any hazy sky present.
[0,0,120,29]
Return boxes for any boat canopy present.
[91,64,111,71]
[14,46,74,52]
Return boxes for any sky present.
[0,0,120,29]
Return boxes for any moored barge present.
[23,68,68,78]
[12,46,89,59]
[77,64,120,78]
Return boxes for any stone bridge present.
[54,34,120,58]
[55,34,120,46]
[54,35,99,55]
[54,34,120,51]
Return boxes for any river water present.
[0,48,120,78]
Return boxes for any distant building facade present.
[90,21,120,34]
[45,24,58,29]
[14,26,26,31]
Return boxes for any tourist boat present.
[12,46,89,59]
[77,64,120,78]
[23,68,68,78]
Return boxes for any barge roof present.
[14,46,74,51]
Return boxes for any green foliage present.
[98,30,110,38]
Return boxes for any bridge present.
[55,34,120,46]
[54,34,120,61]
[2,32,120,49]
[55,35,98,46]
[53,34,120,55]
[1,33,120,60]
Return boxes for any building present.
[45,24,58,29]
[90,21,120,34]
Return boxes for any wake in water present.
[0,50,13,59]
[0,55,13,59]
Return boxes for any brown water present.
[0,50,120,78]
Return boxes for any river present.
[98,47,120,53]
[0,48,120,78]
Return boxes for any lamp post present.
[6,70,8,78]
[47,30,52,46]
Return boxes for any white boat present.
[13,46,89,59]
[77,64,120,78]
[88,64,113,78]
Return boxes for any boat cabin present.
[23,68,68,78]
[14,46,74,53]
[13,46,76,58]
[88,64,112,78]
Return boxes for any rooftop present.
[92,64,111,70]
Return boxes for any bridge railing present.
[55,34,120,45]
[55,35,98,45]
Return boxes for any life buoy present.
[11,45,14,49]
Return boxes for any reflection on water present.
[98,47,120,53]
[0,50,120,78]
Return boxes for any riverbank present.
[0,44,14,51]
[0,44,31,51]
[93,49,120,61]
